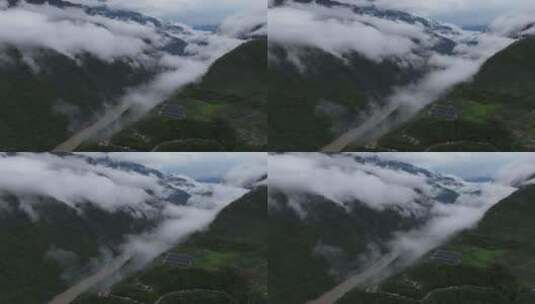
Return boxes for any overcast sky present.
[71,0,266,25]
[372,153,534,179]
[366,0,535,26]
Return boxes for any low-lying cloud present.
[269,1,516,149]
[269,153,516,287]
[0,153,259,273]
[0,1,265,145]
[220,9,267,39]
[268,3,432,63]
[0,153,162,214]
[494,155,535,187]
[490,12,535,37]
[0,3,156,61]
[269,153,427,213]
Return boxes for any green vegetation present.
[338,289,419,304]
[268,44,422,151]
[0,46,152,151]
[0,195,155,304]
[461,101,501,124]
[75,186,267,304]
[339,185,535,303]
[380,37,535,151]
[157,290,234,304]
[91,38,267,152]
[269,191,421,304]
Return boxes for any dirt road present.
[321,104,399,152]
[53,103,131,152]
[305,254,397,304]
[48,254,131,304]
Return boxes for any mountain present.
[88,37,268,152]
[0,194,158,304]
[0,153,250,304]
[0,0,258,151]
[268,154,507,303]
[268,0,469,151]
[0,44,154,151]
[73,185,267,304]
[340,184,535,304]
[378,36,535,151]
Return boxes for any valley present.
[0,152,267,304]
[0,0,266,152]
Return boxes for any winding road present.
[48,254,132,304]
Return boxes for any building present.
[428,249,462,266]
[162,252,193,267]
[159,103,185,120]
[429,103,458,121]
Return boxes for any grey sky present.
[374,153,534,179]
[92,152,267,180]
[366,0,535,26]
[71,0,266,25]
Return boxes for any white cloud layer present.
[268,4,433,63]
[0,2,264,143]
[490,12,535,37]
[0,4,153,61]
[270,1,516,148]
[0,152,262,272]
[269,152,516,289]
[494,155,535,186]
[0,153,161,213]
[219,9,267,38]
[268,153,493,215]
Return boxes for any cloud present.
[122,182,247,264]
[224,160,267,188]
[219,9,267,38]
[494,155,535,186]
[270,153,452,215]
[269,152,517,289]
[351,33,510,144]
[490,12,535,37]
[374,152,534,179]
[268,4,431,63]
[0,153,163,214]
[0,2,251,144]
[0,152,260,277]
[384,181,514,272]
[0,5,151,61]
